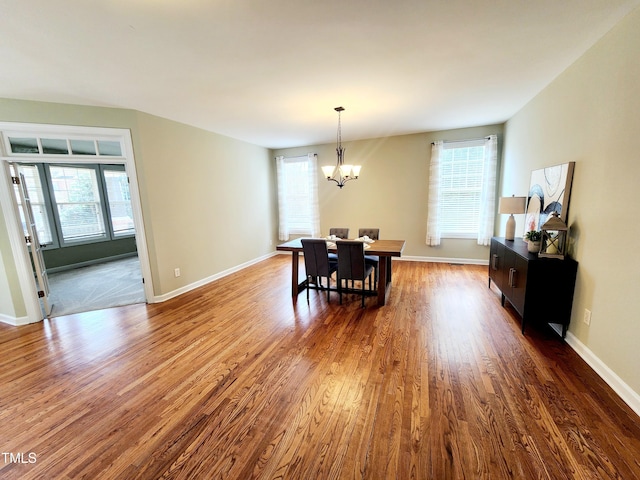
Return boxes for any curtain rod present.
[431,136,492,145]
[274,153,317,160]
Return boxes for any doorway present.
[0,123,154,323]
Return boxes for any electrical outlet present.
[174,268,181,278]
[583,308,591,326]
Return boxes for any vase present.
[527,240,541,253]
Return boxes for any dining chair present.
[301,239,338,302]
[336,240,374,308]
[359,228,380,289]
[328,228,349,263]
[329,227,349,239]
[358,228,379,240]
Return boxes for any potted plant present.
[524,230,542,252]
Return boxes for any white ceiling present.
[1,0,638,149]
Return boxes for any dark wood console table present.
[488,237,578,338]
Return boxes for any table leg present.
[289,251,309,299]
[376,257,392,306]
[291,251,300,298]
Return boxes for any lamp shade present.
[321,165,336,178]
[498,196,526,214]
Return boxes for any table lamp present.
[498,195,526,241]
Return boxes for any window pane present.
[97,140,122,156]
[439,145,485,236]
[41,138,69,155]
[50,166,105,241]
[283,159,313,233]
[70,140,96,155]
[9,137,39,154]
[15,165,54,245]
[104,170,135,236]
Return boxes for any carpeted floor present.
[47,256,146,317]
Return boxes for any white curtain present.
[276,153,320,241]
[426,141,443,246]
[477,134,497,246]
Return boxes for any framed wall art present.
[524,162,575,235]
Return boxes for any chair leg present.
[361,278,366,308]
[306,275,310,302]
[338,278,343,304]
[326,276,331,302]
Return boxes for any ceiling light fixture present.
[321,106,361,188]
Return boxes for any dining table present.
[276,238,406,306]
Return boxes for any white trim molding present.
[153,252,279,303]
[0,313,31,326]
[565,330,640,418]
[398,255,489,266]
[276,250,490,266]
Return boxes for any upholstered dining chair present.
[359,228,380,289]
[328,228,349,263]
[329,227,349,239]
[301,239,338,302]
[358,228,379,240]
[336,240,375,308]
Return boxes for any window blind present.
[438,144,485,237]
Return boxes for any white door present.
[10,163,52,317]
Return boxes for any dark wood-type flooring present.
[1,256,639,479]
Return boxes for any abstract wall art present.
[524,162,575,235]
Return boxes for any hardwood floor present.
[1,256,639,479]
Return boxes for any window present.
[103,168,134,237]
[14,163,134,248]
[6,135,123,157]
[13,164,55,246]
[438,142,485,236]
[426,136,497,246]
[49,165,106,243]
[6,130,132,249]
[276,154,320,240]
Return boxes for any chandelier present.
[321,106,361,188]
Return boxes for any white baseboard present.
[277,250,491,266]
[0,313,31,326]
[152,251,279,303]
[398,255,489,265]
[564,330,640,418]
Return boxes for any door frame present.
[0,122,154,324]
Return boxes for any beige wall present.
[502,8,640,396]
[133,112,276,294]
[0,98,276,320]
[0,213,19,319]
[274,124,504,262]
